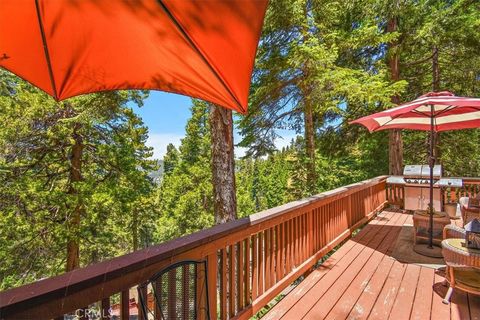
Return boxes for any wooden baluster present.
[220,248,227,320]
[228,244,235,318]
[303,213,307,261]
[275,225,281,284]
[252,234,258,301]
[328,204,332,243]
[270,228,275,284]
[300,215,304,264]
[293,217,300,268]
[289,218,294,270]
[196,262,207,320]
[258,232,264,296]
[299,215,304,263]
[264,229,271,289]
[318,207,322,249]
[326,205,331,244]
[237,241,244,311]
[312,210,316,252]
[285,220,291,274]
[322,206,326,247]
[308,210,313,257]
[207,253,218,320]
[279,223,285,279]
[101,298,111,319]
[245,237,251,306]
[121,290,129,320]
[317,208,321,250]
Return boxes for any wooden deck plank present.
[367,260,407,320]
[450,290,471,320]
[305,212,407,319]
[426,269,450,320]
[388,263,421,320]
[347,251,396,320]
[410,266,434,320]
[321,213,407,319]
[263,211,395,320]
[279,211,397,319]
[468,294,480,320]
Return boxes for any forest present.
[0,0,479,290]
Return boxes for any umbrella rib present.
[375,110,413,129]
[34,0,58,101]
[157,0,244,112]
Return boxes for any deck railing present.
[386,177,480,208]
[0,176,388,320]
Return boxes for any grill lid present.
[403,165,422,178]
[403,165,442,179]
[421,165,442,178]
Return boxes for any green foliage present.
[154,101,214,242]
[236,153,291,217]
[0,70,156,289]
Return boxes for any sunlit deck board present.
[264,210,479,320]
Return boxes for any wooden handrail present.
[0,176,388,320]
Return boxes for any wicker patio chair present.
[460,194,480,226]
[443,224,466,240]
[464,207,480,226]
[137,260,210,320]
[441,238,480,304]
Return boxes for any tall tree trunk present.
[304,98,316,193]
[387,16,404,175]
[209,104,237,224]
[432,46,441,164]
[66,123,83,272]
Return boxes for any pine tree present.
[0,70,156,287]
[239,0,405,195]
[155,100,214,241]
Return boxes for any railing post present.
[101,297,110,319]
[308,210,314,256]
[207,252,218,320]
[120,290,129,320]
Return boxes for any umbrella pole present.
[428,104,435,249]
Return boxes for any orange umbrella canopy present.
[0,0,268,113]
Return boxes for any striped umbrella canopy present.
[350,91,480,132]
[351,91,480,255]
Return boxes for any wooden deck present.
[263,210,480,320]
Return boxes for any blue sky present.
[131,91,297,159]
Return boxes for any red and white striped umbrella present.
[350,91,480,132]
[351,91,480,254]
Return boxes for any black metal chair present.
[137,260,210,320]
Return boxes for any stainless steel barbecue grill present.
[386,165,462,211]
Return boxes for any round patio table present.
[441,238,480,304]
